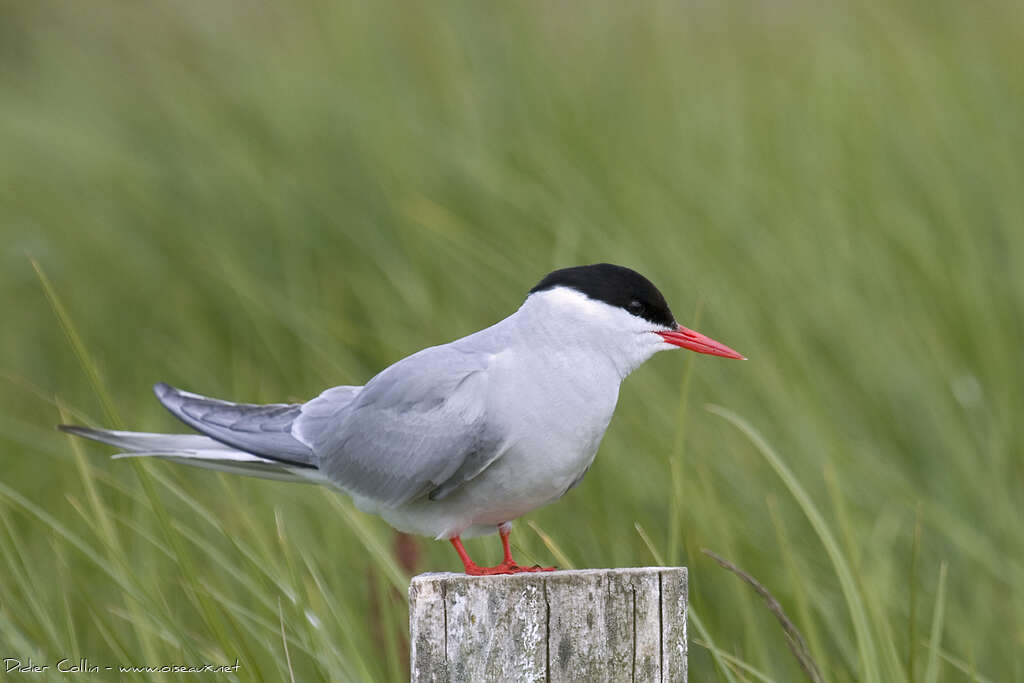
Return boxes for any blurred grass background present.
[1,0,1022,680]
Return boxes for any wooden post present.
[409,567,687,682]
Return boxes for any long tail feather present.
[58,425,328,485]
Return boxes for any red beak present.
[657,324,746,360]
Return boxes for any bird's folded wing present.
[154,383,315,465]
[295,345,502,508]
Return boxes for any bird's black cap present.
[530,263,677,328]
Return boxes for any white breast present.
[369,347,622,539]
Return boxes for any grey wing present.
[154,382,316,466]
[295,345,504,508]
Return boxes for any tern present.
[61,263,744,575]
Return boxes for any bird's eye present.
[627,300,645,314]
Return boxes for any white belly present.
[362,376,619,539]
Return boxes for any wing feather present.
[154,383,315,465]
[303,346,504,507]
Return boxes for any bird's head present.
[523,263,744,377]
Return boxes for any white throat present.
[513,287,673,379]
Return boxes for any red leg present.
[499,522,515,564]
[449,526,556,576]
[449,536,478,572]
[449,536,513,576]
[498,523,555,573]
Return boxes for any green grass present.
[2,0,1022,680]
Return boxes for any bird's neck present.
[506,307,644,382]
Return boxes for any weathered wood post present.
[409,567,687,682]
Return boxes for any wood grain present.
[409,567,687,682]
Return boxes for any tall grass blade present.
[57,400,167,666]
[58,402,122,554]
[909,503,923,682]
[766,495,829,674]
[0,504,62,649]
[691,638,782,683]
[300,550,377,682]
[930,646,993,683]
[634,521,666,566]
[31,257,122,427]
[55,545,81,660]
[34,257,217,672]
[0,610,41,659]
[526,519,576,569]
[689,607,741,683]
[702,548,824,683]
[825,464,907,681]
[0,480,147,605]
[279,597,297,683]
[324,491,408,592]
[706,404,881,683]
[923,561,948,683]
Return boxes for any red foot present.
[450,530,556,576]
[464,562,557,576]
